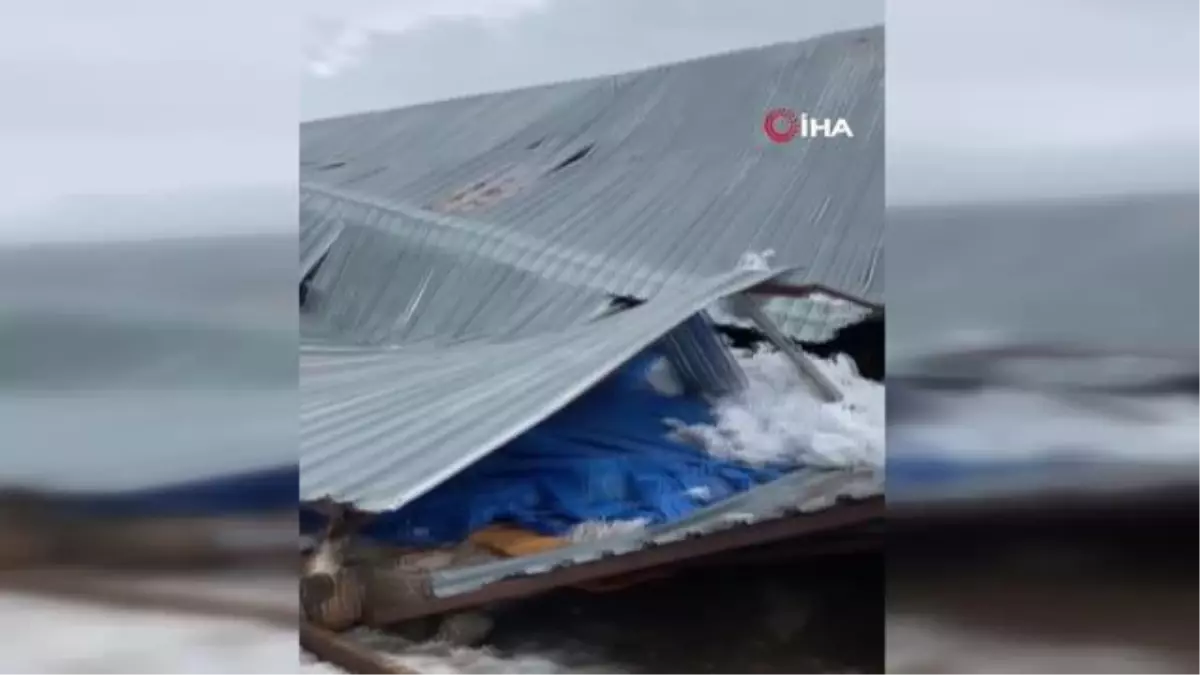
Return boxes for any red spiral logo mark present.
[763,107,799,143]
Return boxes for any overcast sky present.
[303,0,1196,204]
[889,0,1198,204]
[0,0,1193,238]
[0,1,296,239]
[300,0,883,118]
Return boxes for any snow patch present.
[887,614,1184,674]
[3,592,297,673]
[672,347,884,468]
[891,387,1200,464]
[565,519,650,543]
[305,628,615,674]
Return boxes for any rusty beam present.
[686,527,881,569]
[301,622,417,674]
[370,497,883,626]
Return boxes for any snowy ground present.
[302,632,607,674]
[887,614,1187,674]
[889,344,1199,467]
[2,588,297,674]
[891,386,1198,466]
[0,570,297,673]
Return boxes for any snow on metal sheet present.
[300,268,785,511]
[299,26,883,345]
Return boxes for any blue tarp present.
[348,350,786,546]
[58,465,298,518]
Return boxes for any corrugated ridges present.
[300,268,785,510]
[299,26,883,345]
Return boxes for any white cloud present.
[303,0,549,78]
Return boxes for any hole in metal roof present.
[549,143,594,173]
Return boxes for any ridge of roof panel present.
[300,267,788,511]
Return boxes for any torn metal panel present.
[300,189,345,281]
[430,466,882,599]
[300,268,786,511]
[299,26,883,344]
[707,294,874,343]
[658,311,746,396]
[762,294,876,342]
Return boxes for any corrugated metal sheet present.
[658,312,746,396]
[431,465,882,598]
[300,206,616,345]
[762,293,876,342]
[300,268,784,511]
[300,190,344,280]
[299,26,883,345]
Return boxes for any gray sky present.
[0,1,296,238]
[888,0,1198,204]
[300,0,883,119]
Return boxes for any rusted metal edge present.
[370,496,883,626]
[301,621,417,674]
[685,522,881,569]
[0,568,296,629]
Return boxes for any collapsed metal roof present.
[298,29,887,579]
[300,26,883,346]
[300,267,789,511]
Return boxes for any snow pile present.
[307,629,617,674]
[891,387,1199,464]
[887,614,1184,673]
[373,641,601,674]
[1,593,297,673]
[671,347,884,469]
[735,249,776,272]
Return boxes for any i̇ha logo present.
[763,108,853,143]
